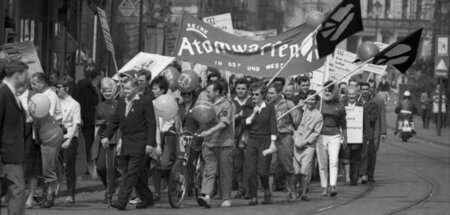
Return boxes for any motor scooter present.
[397,111,414,142]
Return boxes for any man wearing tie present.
[101,71,157,210]
[0,59,29,215]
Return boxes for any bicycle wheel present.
[168,159,188,208]
[193,158,204,206]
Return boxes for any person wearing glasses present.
[55,80,81,204]
[245,82,277,206]
[178,88,201,195]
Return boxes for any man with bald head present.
[341,86,364,185]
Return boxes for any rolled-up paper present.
[262,146,277,156]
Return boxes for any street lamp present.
[374,0,382,41]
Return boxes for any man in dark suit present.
[0,59,29,215]
[359,82,386,184]
[73,68,104,167]
[101,71,156,210]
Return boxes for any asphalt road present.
[3,112,450,215]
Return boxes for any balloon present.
[161,66,180,90]
[306,11,325,29]
[28,93,51,118]
[153,94,179,120]
[177,70,199,92]
[357,41,380,61]
[39,123,64,147]
[192,100,216,124]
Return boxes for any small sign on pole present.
[203,13,234,34]
[435,35,449,136]
[118,0,136,17]
[434,55,449,78]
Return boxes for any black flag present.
[316,0,363,58]
[372,28,423,73]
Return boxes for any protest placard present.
[345,106,363,144]
[0,41,43,76]
[203,13,234,34]
[116,52,175,80]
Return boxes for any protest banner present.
[116,52,175,80]
[174,13,325,77]
[203,13,234,34]
[345,106,363,144]
[0,41,43,76]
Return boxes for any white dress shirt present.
[43,88,63,121]
[60,95,81,139]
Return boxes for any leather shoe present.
[111,202,126,210]
[40,194,55,208]
[248,198,258,206]
[136,200,154,209]
[361,175,368,184]
[197,195,211,208]
[261,192,272,205]
[40,199,54,208]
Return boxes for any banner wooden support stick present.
[366,72,373,82]
[112,54,119,72]
[266,24,322,86]
[173,12,185,57]
[277,57,374,120]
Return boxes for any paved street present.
[2,108,450,215]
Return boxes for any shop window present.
[19,19,35,42]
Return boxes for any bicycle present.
[168,131,204,208]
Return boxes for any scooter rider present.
[394,91,417,135]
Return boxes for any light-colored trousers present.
[200,146,234,200]
[316,134,341,188]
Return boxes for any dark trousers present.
[61,138,79,196]
[1,164,26,215]
[434,113,447,128]
[421,108,431,128]
[116,154,153,206]
[360,140,376,180]
[187,146,201,193]
[233,147,247,192]
[348,145,362,184]
[82,125,95,161]
[245,135,272,198]
[96,145,119,197]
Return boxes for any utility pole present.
[0,0,5,44]
[138,0,144,52]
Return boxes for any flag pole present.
[172,12,185,56]
[266,24,322,86]
[277,57,374,120]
